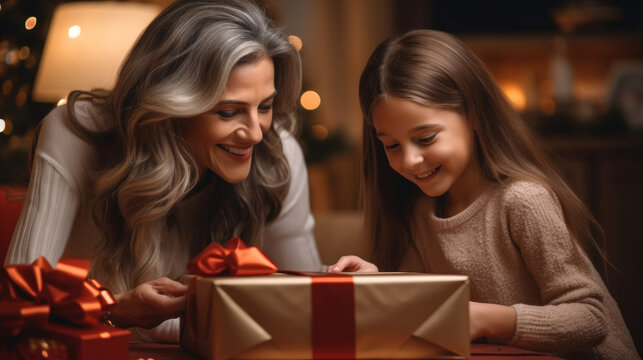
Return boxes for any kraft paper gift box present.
[180,272,470,360]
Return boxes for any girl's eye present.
[258,103,274,113]
[384,143,399,151]
[417,134,437,144]
[217,110,238,118]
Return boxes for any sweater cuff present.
[508,303,555,349]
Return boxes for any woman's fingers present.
[150,277,188,296]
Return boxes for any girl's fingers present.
[331,256,363,272]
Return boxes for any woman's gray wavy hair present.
[64,0,301,294]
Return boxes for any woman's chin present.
[216,170,251,184]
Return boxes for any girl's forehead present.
[372,97,468,137]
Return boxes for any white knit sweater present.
[5,102,322,342]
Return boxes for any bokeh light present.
[68,25,81,39]
[1,118,13,135]
[18,46,30,60]
[288,35,303,52]
[500,83,526,111]
[311,124,328,140]
[5,50,19,66]
[3,79,13,95]
[25,17,37,30]
[300,90,321,110]
[57,98,67,107]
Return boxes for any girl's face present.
[372,96,480,201]
[180,57,276,184]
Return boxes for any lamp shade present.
[32,2,160,103]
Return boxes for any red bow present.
[0,257,116,335]
[187,237,278,276]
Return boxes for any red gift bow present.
[0,256,116,335]
[187,237,278,276]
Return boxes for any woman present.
[6,0,321,342]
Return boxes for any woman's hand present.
[469,301,516,341]
[327,255,379,273]
[109,277,188,329]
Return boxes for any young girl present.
[330,30,639,359]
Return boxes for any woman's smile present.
[217,144,253,160]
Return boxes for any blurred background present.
[0,0,641,353]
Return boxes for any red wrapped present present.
[0,257,130,360]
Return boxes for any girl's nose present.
[401,146,424,170]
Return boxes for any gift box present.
[21,322,130,360]
[181,272,470,360]
[1,257,130,360]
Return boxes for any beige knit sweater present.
[400,181,639,360]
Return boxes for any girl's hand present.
[109,277,188,328]
[327,255,379,273]
[469,301,516,341]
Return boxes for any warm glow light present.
[311,124,328,140]
[18,46,30,60]
[300,90,321,110]
[5,50,19,66]
[25,55,36,69]
[25,17,37,30]
[500,83,526,110]
[57,98,67,106]
[68,25,81,38]
[288,35,302,52]
[540,98,556,115]
[33,2,160,102]
[16,86,28,107]
[0,118,12,134]
[2,80,13,95]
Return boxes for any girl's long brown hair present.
[359,29,605,273]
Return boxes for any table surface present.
[128,343,565,360]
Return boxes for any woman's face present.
[372,96,479,202]
[180,57,276,183]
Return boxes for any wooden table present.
[129,343,565,359]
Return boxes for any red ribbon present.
[0,256,116,335]
[311,274,356,359]
[186,238,356,359]
[187,237,278,276]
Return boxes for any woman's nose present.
[238,112,264,144]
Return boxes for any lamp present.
[32,2,161,103]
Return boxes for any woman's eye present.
[217,110,238,118]
[258,103,274,112]
[417,134,437,144]
[384,143,399,151]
